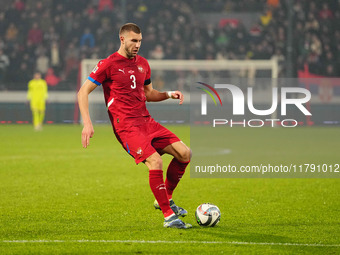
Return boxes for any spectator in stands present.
[319,3,334,20]
[0,12,7,36]
[325,64,336,77]
[53,15,63,36]
[80,28,95,48]
[5,2,20,26]
[0,37,5,51]
[310,34,322,57]
[27,22,43,45]
[44,26,59,46]
[5,23,19,43]
[308,1,318,16]
[14,0,25,11]
[64,42,80,81]
[22,53,35,74]
[40,10,53,33]
[34,45,47,59]
[216,31,229,49]
[0,49,10,89]
[323,51,336,74]
[36,53,49,75]
[50,41,60,73]
[98,0,114,12]
[150,45,164,59]
[45,68,61,87]
[305,13,320,33]
[267,0,279,9]
[260,9,272,27]
[63,11,75,36]
[14,62,31,83]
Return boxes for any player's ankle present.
[163,208,174,218]
[164,213,176,220]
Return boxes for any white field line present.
[1,240,339,247]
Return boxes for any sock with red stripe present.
[165,158,190,200]
[149,170,173,218]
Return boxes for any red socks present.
[149,170,173,218]
[149,160,189,217]
[165,158,189,200]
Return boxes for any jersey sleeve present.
[88,59,110,86]
[144,60,151,86]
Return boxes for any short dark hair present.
[119,23,141,35]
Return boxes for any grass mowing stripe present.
[2,240,340,247]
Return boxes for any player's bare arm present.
[144,82,184,104]
[77,79,97,148]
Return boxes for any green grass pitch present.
[0,125,339,254]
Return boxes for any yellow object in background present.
[27,72,48,130]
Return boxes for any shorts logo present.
[136,147,143,157]
[137,65,144,73]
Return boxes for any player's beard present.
[125,45,138,59]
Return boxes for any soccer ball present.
[195,203,221,227]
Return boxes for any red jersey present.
[88,52,152,127]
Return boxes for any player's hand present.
[81,124,94,148]
[170,91,184,105]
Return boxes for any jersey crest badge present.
[137,65,144,73]
[136,147,143,157]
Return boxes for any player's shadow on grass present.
[192,225,294,244]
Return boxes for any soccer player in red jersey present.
[78,23,192,229]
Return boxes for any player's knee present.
[151,156,163,169]
[146,153,163,170]
[179,147,191,162]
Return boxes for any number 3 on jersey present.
[130,75,136,89]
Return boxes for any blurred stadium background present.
[0,0,339,124]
